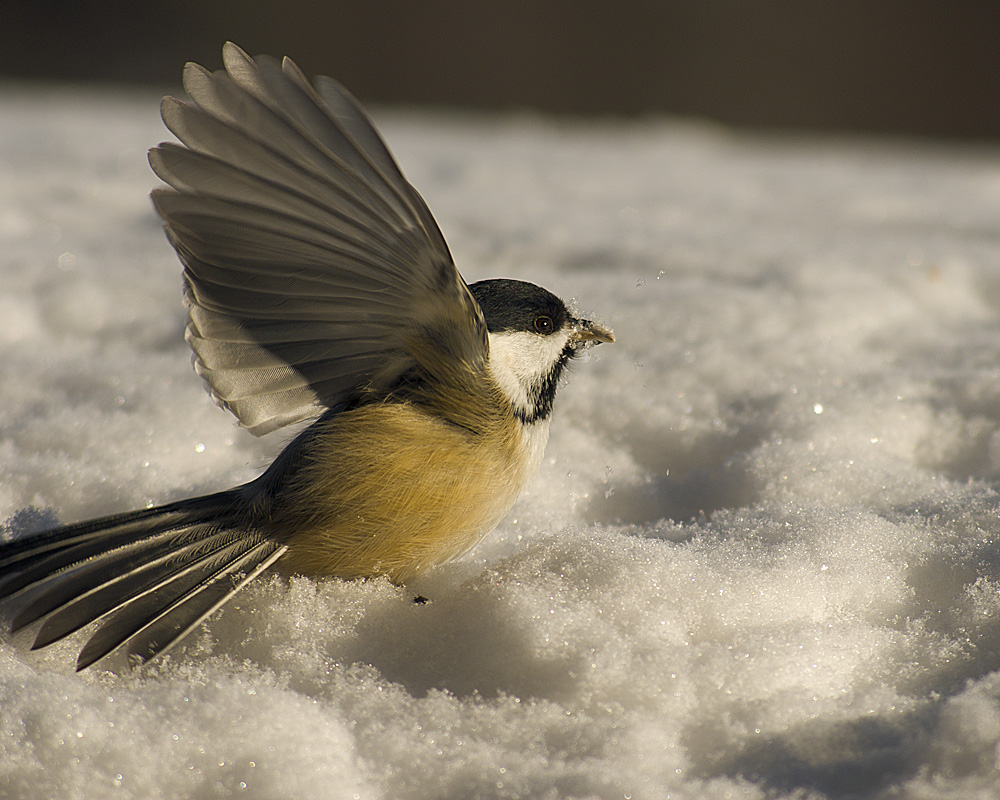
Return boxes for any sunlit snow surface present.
[3,84,1000,800]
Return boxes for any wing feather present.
[151,42,486,435]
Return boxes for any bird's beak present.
[571,318,615,346]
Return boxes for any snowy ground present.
[2,82,1000,800]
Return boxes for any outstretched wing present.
[150,42,487,435]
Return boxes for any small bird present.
[0,43,613,671]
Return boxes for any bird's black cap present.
[468,279,570,335]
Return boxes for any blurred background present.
[4,0,1000,139]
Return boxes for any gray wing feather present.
[151,42,486,435]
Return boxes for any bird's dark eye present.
[533,315,554,334]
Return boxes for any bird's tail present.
[0,490,287,671]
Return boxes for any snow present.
[3,82,1000,800]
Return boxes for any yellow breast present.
[269,400,534,582]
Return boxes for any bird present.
[0,43,614,672]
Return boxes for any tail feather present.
[76,536,285,671]
[19,527,262,643]
[0,492,238,597]
[0,490,286,670]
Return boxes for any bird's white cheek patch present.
[487,330,572,418]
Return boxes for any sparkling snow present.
[2,83,1000,800]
